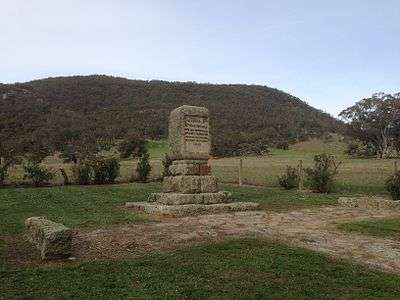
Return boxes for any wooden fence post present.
[298,159,304,191]
[238,158,243,186]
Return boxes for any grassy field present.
[5,137,398,194]
[2,239,400,299]
[7,137,398,195]
[0,183,337,237]
[212,138,397,194]
[1,177,399,298]
[338,218,400,238]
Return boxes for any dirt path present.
[72,207,400,273]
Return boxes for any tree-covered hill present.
[0,75,342,156]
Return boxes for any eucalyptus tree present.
[340,93,400,158]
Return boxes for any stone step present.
[125,201,261,217]
[148,191,232,205]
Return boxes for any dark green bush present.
[0,166,7,186]
[119,134,146,159]
[136,150,151,182]
[162,154,172,177]
[23,162,54,187]
[385,171,400,200]
[276,141,289,150]
[91,158,119,184]
[278,166,299,189]
[92,157,120,184]
[344,141,376,158]
[72,157,120,185]
[72,161,92,185]
[305,154,341,193]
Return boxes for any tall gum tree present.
[340,93,400,159]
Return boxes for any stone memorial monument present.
[126,105,260,216]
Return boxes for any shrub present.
[278,166,299,189]
[385,171,400,200]
[92,157,120,184]
[119,134,146,159]
[344,141,376,158]
[72,161,92,185]
[136,150,151,182]
[0,166,7,186]
[305,154,341,193]
[162,154,172,177]
[344,142,360,157]
[322,133,334,143]
[23,162,54,187]
[276,141,289,150]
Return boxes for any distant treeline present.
[0,75,343,157]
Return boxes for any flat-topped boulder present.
[25,217,72,259]
[338,197,400,210]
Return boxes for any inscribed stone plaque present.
[169,105,210,160]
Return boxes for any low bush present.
[92,157,120,184]
[23,162,54,187]
[385,171,400,200]
[344,141,376,158]
[72,161,92,185]
[162,154,172,177]
[305,154,341,193]
[72,157,120,185]
[136,150,151,182]
[278,166,299,189]
[0,166,7,186]
[276,141,289,150]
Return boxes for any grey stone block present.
[338,197,359,208]
[148,191,232,205]
[201,176,218,193]
[169,105,210,160]
[378,199,400,210]
[126,201,260,217]
[163,175,218,193]
[25,217,72,260]
[338,197,400,211]
[169,160,210,176]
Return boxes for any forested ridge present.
[0,75,342,156]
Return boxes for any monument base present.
[125,201,260,217]
[148,191,232,205]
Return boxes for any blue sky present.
[1,0,399,116]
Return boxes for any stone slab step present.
[125,201,260,217]
[148,191,232,205]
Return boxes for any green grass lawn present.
[338,218,400,238]
[0,183,337,236]
[211,138,396,194]
[2,239,400,299]
[1,183,399,299]
[0,183,160,236]
[226,185,337,210]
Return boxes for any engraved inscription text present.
[184,115,209,154]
